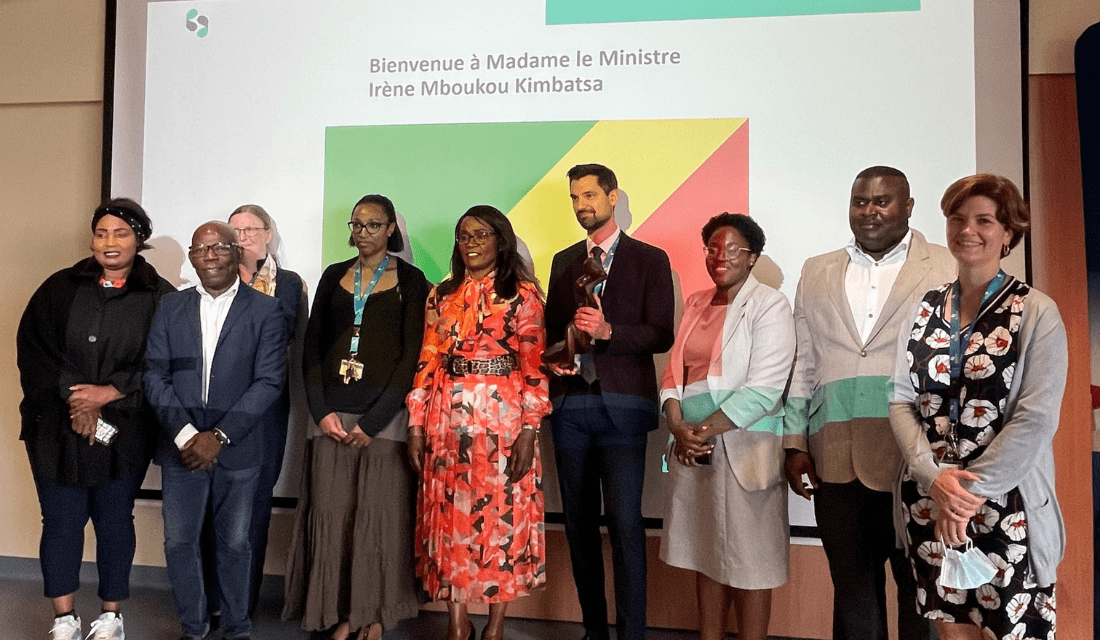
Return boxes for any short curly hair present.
[700,213,766,256]
[940,174,1030,254]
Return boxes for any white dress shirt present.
[174,278,242,449]
[844,229,911,345]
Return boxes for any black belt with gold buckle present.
[442,354,517,377]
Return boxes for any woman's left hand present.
[930,468,986,520]
[341,426,373,448]
[68,384,123,414]
[505,429,538,483]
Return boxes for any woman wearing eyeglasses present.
[658,213,794,640]
[406,206,550,640]
[284,195,429,640]
[17,198,175,640]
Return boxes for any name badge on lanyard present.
[340,256,390,383]
[941,270,1006,466]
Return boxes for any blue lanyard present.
[350,256,389,353]
[592,233,621,297]
[946,270,1006,422]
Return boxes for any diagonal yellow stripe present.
[507,118,746,286]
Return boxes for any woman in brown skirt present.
[284,194,429,640]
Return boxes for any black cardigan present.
[17,255,176,486]
[302,256,430,437]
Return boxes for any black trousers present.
[552,390,648,640]
[814,479,936,640]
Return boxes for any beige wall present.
[0,0,109,561]
[1029,0,1100,74]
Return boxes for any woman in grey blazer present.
[890,174,1066,640]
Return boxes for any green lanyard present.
[946,270,1006,424]
[350,256,389,354]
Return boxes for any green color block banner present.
[545,0,919,25]
[323,120,595,283]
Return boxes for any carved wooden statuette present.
[542,253,608,367]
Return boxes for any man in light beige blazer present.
[782,166,955,640]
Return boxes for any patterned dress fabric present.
[407,275,550,603]
[901,279,1056,639]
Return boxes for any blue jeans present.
[33,471,145,601]
[162,462,259,639]
[552,391,648,640]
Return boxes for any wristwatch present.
[212,428,231,446]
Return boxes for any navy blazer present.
[545,232,675,434]
[144,283,288,469]
[259,266,305,475]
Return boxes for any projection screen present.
[105,0,1026,538]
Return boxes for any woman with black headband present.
[17,197,175,640]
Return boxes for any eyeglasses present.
[348,220,387,235]
[188,242,238,257]
[704,244,751,260]
[232,226,267,238]
[456,230,496,245]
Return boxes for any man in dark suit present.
[545,164,675,640]
[201,206,307,623]
[144,221,286,640]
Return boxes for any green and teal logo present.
[545,0,919,25]
[185,9,209,38]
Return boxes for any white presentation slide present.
[110,0,1023,535]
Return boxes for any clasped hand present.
[669,412,734,467]
[319,412,373,447]
[181,431,222,472]
[931,468,986,546]
[67,384,123,445]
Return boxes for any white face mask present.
[938,536,999,590]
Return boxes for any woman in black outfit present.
[18,198,175,640]
[284,194,429,640]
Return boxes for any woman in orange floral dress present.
[407,205,550,640]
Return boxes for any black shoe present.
[581,632,610,640]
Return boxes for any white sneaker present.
[49,614,81,640]
[86,612,124,640]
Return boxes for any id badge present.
[339,356,364,383]
[95,418,118,445]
